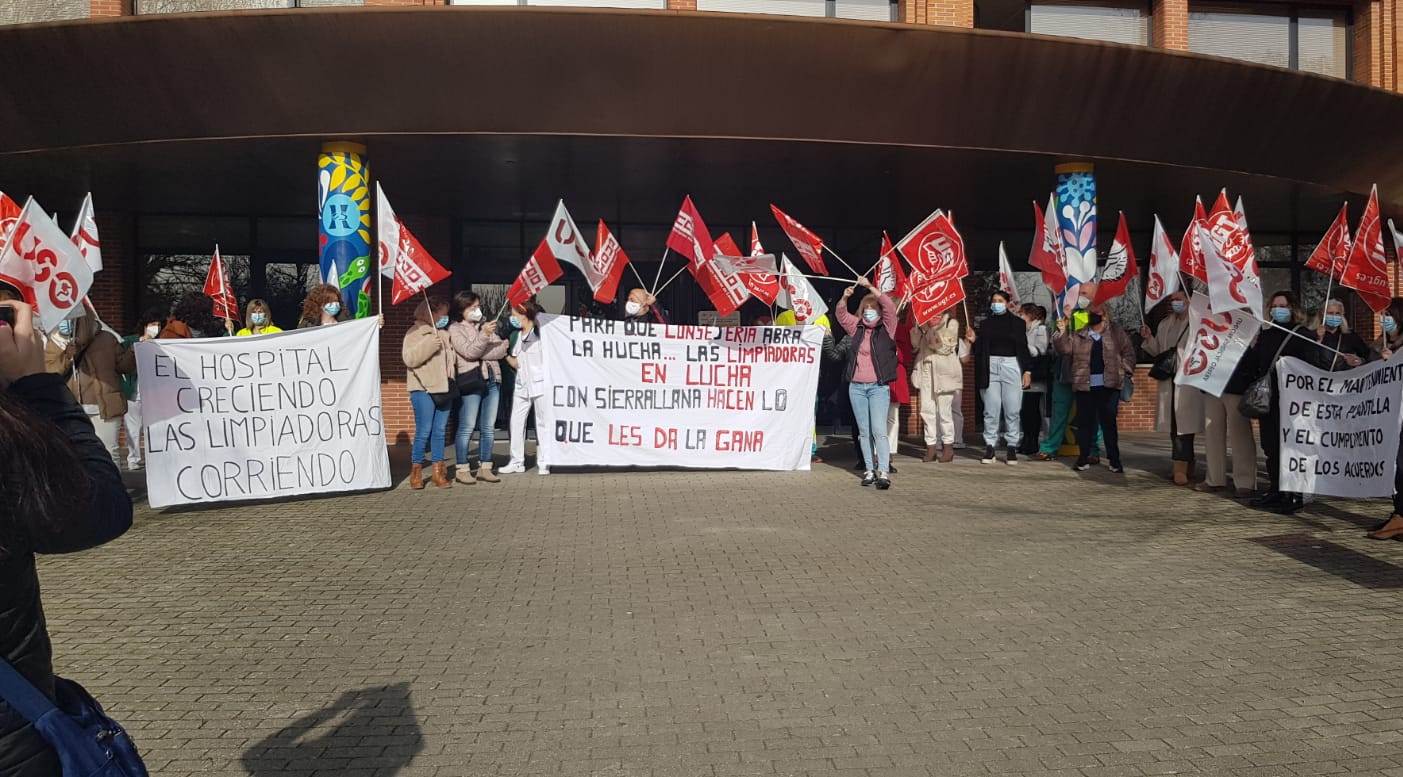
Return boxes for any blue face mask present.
[862,309,880,324]
[250,312,268,326]
[1385,316,1398,334]
[1324,313,1344,329]
[991,302,1007,316]
[1170,300,1186,314]
[1270,307,1291,324]
[509,315,523,330]
[322,302,341,318]
[56,319,74,337]
[434,316,450,330]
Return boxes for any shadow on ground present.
[241,682,422,776]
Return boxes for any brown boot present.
[409,463,425,490]
[1172,460,1189,486]
[940,444,955,463]
[923,445,937,463]
[431,461,452,488]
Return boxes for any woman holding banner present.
[1251,291,1325,514]
[402,298,455,490]
[297,284,345,329]
[501,300,549,476]
[1141,292,1204,486]
[836,278,897,490]
[448,291,508,484]
[1369,299,1403,540]
[1315,298,1369,370]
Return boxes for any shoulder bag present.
[1147,322,1187,381]
[1240,333,1292,419]
[0,657,150,777]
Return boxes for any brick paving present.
[34,435,1403,776]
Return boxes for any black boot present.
[1251,491,1284,508]
[1274,493,1304,515]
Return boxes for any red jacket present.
[890,313,914,405]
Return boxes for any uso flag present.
[0,197,92,331]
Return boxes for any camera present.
[0,306,14,326]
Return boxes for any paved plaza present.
[36,436,1403,776]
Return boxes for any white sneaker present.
[538,466,550,476]
[498,462,526,474]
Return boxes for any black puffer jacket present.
[1,373,133,777]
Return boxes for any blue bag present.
[0,658,149,777]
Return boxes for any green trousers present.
[1040,380,1103,456]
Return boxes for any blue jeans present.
[848,382,891,474]
[410,390,450,463]
[455,381,501,466]
[981,355,1023,448]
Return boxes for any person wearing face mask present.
[1314,298,1369,371]
[621,288,667,325]
[1053,306,1135,473]
[447,291,508,484]
[501,300,550,475]
[1140,291,1204,486]
[234,299,283,337]
[401,297,455,490]
[911,306,970,463]
[1018,304,1051,457]
[836,278,897,489]
[43,311,135,466]
[1036,290,1103,462]
[117,309,166,471]
[1367,299,1403,539]
[968,290,1033,465]
[298,284,344,329]
[1248,291,1329,514]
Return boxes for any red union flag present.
[1029,197,1067,293]
[1205,191,1256,274]
[897,210,967,282]
[665,195,716,267]
[778,254,828,322]
[1200,219,1262,320]
[543,201,604,294]
[1143,215,1181,311]
[0,192,20,253]
[730,252,781,305]
[750,222,764,257]
[996,242,1019,305]
[771,204,829,275]
[69,193,101,273]
[1179,198,1210,283]
[1306,202,1352,281]
[1094,212,1139,305]
[203,246,239,321]
[908,270,965,326]
[871,232,909,299]
[389,226,451,306]
[703,234,751,315]
[0,197,93,331]
[589,220,630,304]
[507,239,564,307]
[1340,185,1391,313]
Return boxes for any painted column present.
[1054,161,1098,297]
[318,142,373,318]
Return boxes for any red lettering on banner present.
[654,427,679,449]
[608,424,643,447]
[640,363,667,383]
[715,430,764,452]
[686,364,753,387]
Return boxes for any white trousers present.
[1202,393,1258,490]
[90,412,121,465]
[123,398,143,469]
[508,389,548,468]
[887,403,900,450]
[952,390,964,446]
[918,391,957,446]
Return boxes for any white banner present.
[135,318,391,508]
[1175,292,1260,397]
[538,315,823,470]
[1277,355,1403,498]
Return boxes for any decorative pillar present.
[1054,162,1098,295]
[318,142,373,318]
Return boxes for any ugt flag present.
[1340,185,1391,314]
[1304,202,1351,281]
[909,271,966,327]
[897,210,967,282]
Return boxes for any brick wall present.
[899,0,973,27]
[88,212,134,333]
[666,0,698,9]
[89,0,131,17]
[363,0,445,5]
[1354,0,1401,92]
[1150,0,1188,51]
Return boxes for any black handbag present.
[1240,335,1292,419]
[1148,349,1177,381]
[455,365,486,395]
[430,382,459,410]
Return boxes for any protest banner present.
[135,318,391,508]
[537,315,823,470]
[1174,292,1259,397]
[1276,355,1403,498]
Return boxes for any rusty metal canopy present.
[0,6,1398,232]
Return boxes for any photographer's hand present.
[0,301,45,389]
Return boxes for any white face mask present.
[466,307,483,323]
[145,324,160,338]
[625,301,643,316]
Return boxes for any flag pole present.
[1259,318,1350,360]
[820,244,865,281]
[654,264,691,297]
[628,262,649,292]
[650,247,671,295]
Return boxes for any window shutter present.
[833,0,896,21]
[1028,2,1149,46]
[1188,5,1291,69]
[1297,12,1349,79]
[697,0,826,17]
